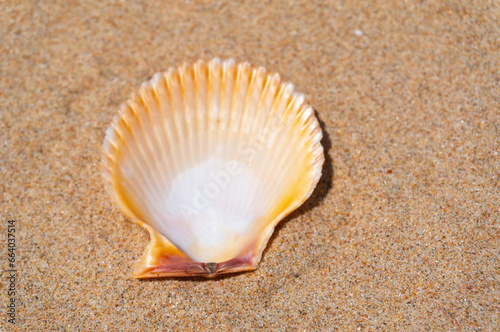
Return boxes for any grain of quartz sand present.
[1,0,498,330]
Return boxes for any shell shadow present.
[260,110,333,262]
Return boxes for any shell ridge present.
[278,83,297,130]
[256,127,305,219]
[228,63,243,134]
[114,108,159,196]
[178,63,197,172]
[207,59,221,162]
[178,64,193,138]
[238,63,259,140]
[156,74,182,182]
[149,80,175,186]
[229,65,258,223]
[137,87,169,188]
[156,62,208,245]
[256,73,281,143]
[249,69,272,139]
[145,86,170,185]
[213,59,227,156]
[107,138,156,226]
[126,100,166,196]
[166,69,188,177]
[194,60,208,167]
[208,58,222,129]
[220,59,235,133]
[262,82,289,148]
[252,81,294,184]
[221,60,237,160]
[238,66,260,137]
[288,96,309,131]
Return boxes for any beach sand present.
[1,0,498,330]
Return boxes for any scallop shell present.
[102,58,324,278]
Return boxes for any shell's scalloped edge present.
[101,57,326,277]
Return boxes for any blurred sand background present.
[1,0,499,330]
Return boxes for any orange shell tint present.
[102,58,324,278]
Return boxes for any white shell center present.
[150,157,263,262]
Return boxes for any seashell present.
[102,58,324,278]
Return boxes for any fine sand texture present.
[1,1,499,330]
